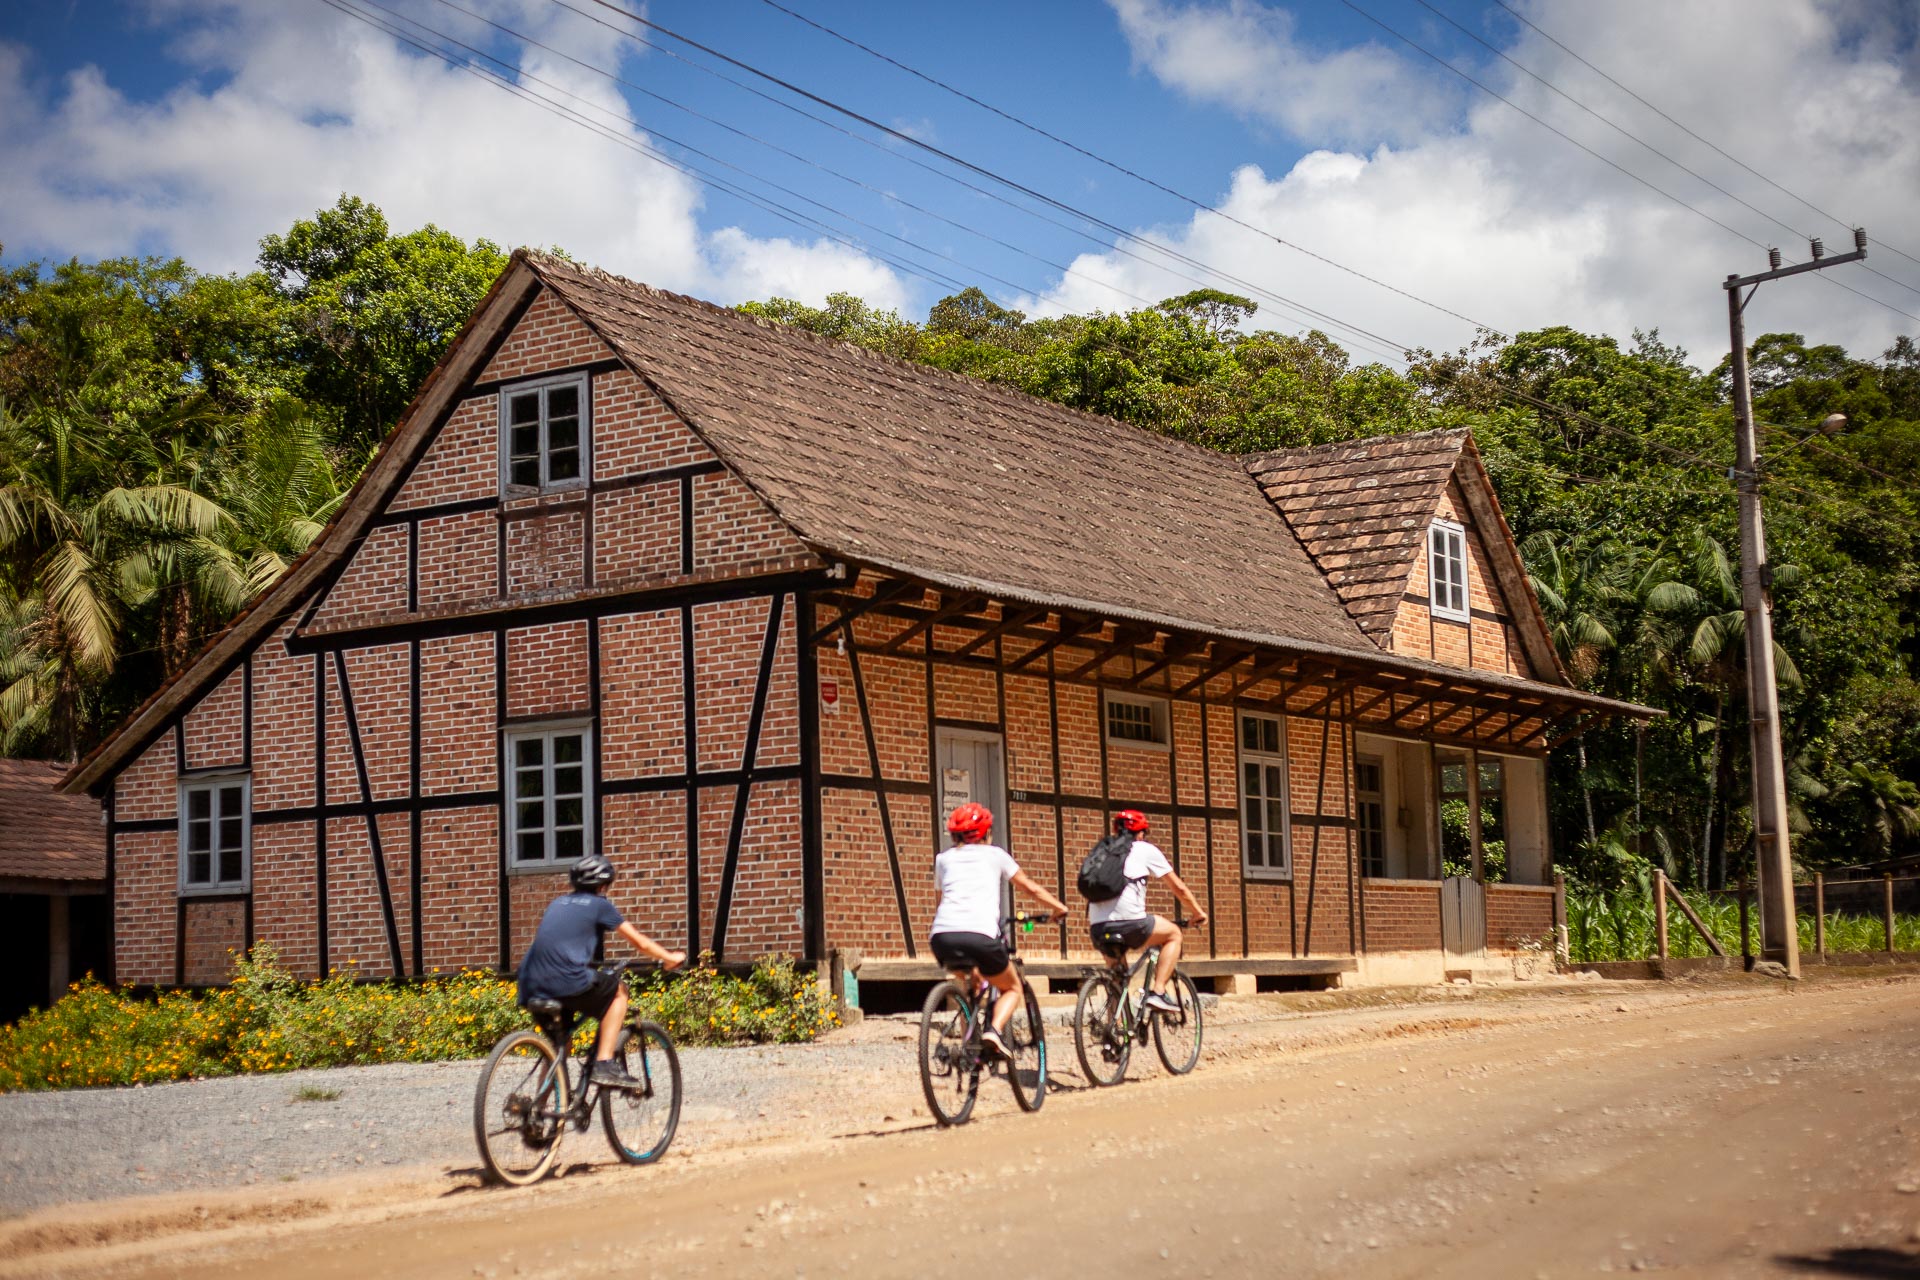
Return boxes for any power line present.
[756,0,1502,337]
[1339,0,1920,329]
[1490,0,1920,274]
[314,0,972,299]
[1411,0,1920,306]
[321,0,1914,536]
[564,0,1424,361]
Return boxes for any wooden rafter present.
[807,577,922,646]
[947,606,1048,661]
[1005,614,1102,673]
[882,592,989,655]
[1124,635,1206,690]
[1170,645,1253,698]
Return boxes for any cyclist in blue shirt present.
[517,852,685,1088]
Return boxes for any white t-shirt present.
[930,842,1020,938]
[1088,838,1174,925]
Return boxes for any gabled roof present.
[518,253,1366,655]
[0,759,104,882]
[1244,429,1565,681]
[66,249,1618,794]
[1243,428,1468,643]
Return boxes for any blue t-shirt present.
[517,891,625,1001]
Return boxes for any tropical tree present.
[0,403,225,757]
[1828,763,1920,862]
[1523,530,1630,845]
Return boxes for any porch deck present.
[855,956,1358,983]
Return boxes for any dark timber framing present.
[332,651,406,977]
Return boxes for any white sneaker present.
[979,1028,1011,1060]
[1142,989,1181,1015]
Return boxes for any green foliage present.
[0,943,839,1092]
[628,955,840,1046]
[1566,889,1920,962]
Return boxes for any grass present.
[1567,888,1920,963]
[291,1085,341,1102]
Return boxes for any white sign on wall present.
[941,767,972,813]
[819,679,840,716]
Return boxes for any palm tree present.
[1672,529,1801,888]
[1523,531,1630,846]
[196,398,346,615]
[0,402,225,758]
[1829,763,1920,862]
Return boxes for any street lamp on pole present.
[1722,229,1868,979]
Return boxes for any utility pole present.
[1723,228,1868,979]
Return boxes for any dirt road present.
[11,973,1920,1277]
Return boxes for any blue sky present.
[3,1,1916,365]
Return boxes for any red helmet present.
[1113,809,1149,834]
[946,802,994,843]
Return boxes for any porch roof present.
[0,760,105,883]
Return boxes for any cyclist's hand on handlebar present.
[1187,908,1209,927]
[1049,907,1069,924]
[660,950,687,972]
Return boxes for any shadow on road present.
[1777,1247,1920,1277]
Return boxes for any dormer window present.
[1428,519,1469,621]
[501,374,588,492]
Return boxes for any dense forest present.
[4,197,1916,891]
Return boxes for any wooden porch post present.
[48,894,70,1008]
[1465,748,1484,882]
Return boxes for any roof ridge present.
[516,248,1256,476]
[1241,425,1470,474]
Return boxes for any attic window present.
[1104,691,1169,750]
[1428,519,1469,622]
[501,374,589,492]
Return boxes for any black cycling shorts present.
[554,967,622,1020]
[929,931,1010,978]
[1090,916,1156,958]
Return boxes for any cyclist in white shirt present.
[1088,810,1207,1014]
[929,802,1069,1060]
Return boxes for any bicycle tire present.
[602,1021,682,1164]
[474,1028,567,1186]
[1005,978,1048,1112]
[1073,973,1131,1087]
[1151,972,1205,1075]
[918,980,980,1126]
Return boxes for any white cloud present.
[0,0,907,308]
[1107,0,1460,147]
[1065,0,1920,367]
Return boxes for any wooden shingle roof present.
[0,759,104,882]
[523,252,1370,655]
[1243,429,1468,644]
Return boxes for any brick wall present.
[1487,884,1556,951]
[181,667,244,772]
[183,898,245,986]
[1363,880,1443,951]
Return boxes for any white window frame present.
[178,773,251,895]
[499,373,591,494]
[505,722,595,871]
[1355,754,1387,879]
[1103,690,1170,751]
[1428,519,1469,622]
[1237,711,1292,879]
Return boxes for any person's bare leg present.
[1148,917,1182,993]
[594,985,629,1061]
[987,966,1021,1034]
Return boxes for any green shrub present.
[0,944,837,1092]
[629,955,839,1046]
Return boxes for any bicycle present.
[917,913,1052,1126]
[1072,917,1204,1086]
[473,959,683,1186]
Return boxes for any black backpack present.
[1076,831,1136,903]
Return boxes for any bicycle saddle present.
[524,997,563,1016]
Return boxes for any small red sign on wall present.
[820,679,840,715]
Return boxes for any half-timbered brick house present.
[64,250,1648,993]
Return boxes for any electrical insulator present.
[1810,237,1825,259]
[1768,247,1782,270]
[1854,227,1868,252]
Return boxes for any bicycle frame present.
[525,962,665,1126]
[1091,944,1165,1045]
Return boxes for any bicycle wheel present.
[602,1021,682,1164]
[1073,973,1131,1087]
[474,1029,568,1186]
[1151,972,1205,1075]
[918,980,980,1126]
[1005,978,1048,1112]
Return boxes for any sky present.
[2,0,1917,372]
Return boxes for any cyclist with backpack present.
[929,802,1070,1061]
[1081,810,1207,1014]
